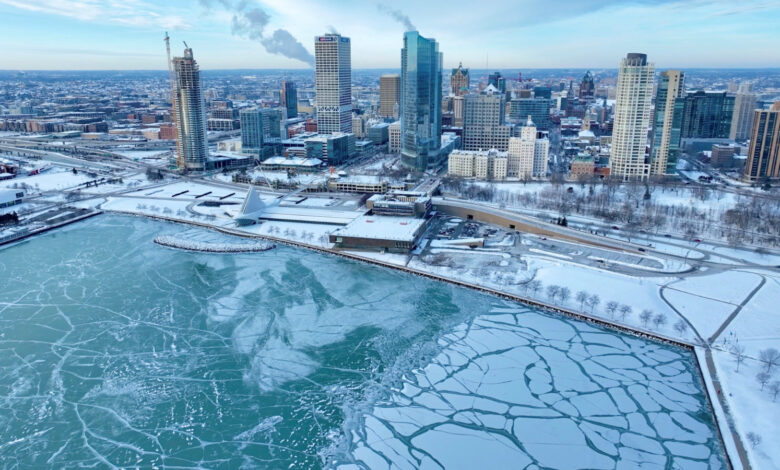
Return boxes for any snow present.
[716,271,780,354]
[711,350,779,469]
[333,215,425,242]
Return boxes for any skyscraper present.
[611,53,655,180]
[171,45,208,170]
[744,102,780,182]
[730,83,757,141]
[509,98,552,130]
[379,74,401,118]
[401,31,443,170]
[239,108,264,155]
[281,81,298,119]
[650,70,685,176]
[451,63,469,96]
[488,72,506,94]
[315,33,351,134]
[463,86,510,151]
[679,91,735,139]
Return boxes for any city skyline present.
[1,0,779,70]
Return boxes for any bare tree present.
[619,305,633,322]
[576,290,589,310]
[769,381,780,402]
[547,285,561,303]
[759,348,780,374]
[530,280,542,297]
[606,301,619,318]
[652,313,668,330]
[587,294,600,313]
[746,432,762,449]
[757,371,770,391]
[639,309,653,327]
[730,344,746,373]
[559,287,571,305]
[673,320,688,336]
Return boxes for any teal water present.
[0,216,725,469]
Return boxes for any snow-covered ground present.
[712,351,780,469]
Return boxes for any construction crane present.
[164,32,182,168]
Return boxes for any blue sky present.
[0,0,778,70]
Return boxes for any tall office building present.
[171,45,208,170]
[744,102,780,182]
[650,70,685,176]
[509,98,552,130]
[239,108,264,155]
[730,83,757,141]
[611,53,655,180]
[679,91,735,139]
[463,86,510,151]
[379,74,401,118]
[315,33,351,134]
[488,72,507,94]
[281,81,298,119]
[451,63,469,96]
[401,31,443,170]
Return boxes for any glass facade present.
[401,31,442,170]
[281,81,298,119]
[678,91,735,139]
[510,98,552,130]
[239,108,264,154]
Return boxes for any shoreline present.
[13,208,737,469]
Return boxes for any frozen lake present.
[0,216,725,468]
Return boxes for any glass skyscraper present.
[239,108,264,155]
[281,81,298,119]
[400,31,442,170]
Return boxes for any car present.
[611,226,619,230]
[541,237,547,240]
[638,248,646,252]
[664,234,672,238]
[693,238,702,243]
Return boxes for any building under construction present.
[167,37,208,171]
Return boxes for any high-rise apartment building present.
[650,70,685,176]
[281,81,298,119]
[451,63,469,96]
[379,74,401,118]
[611,53,655,180]
[315,33,351,134]
[463,86,510,151]
[401,31,442,169]
[744,102,780,182]
[679,91,735,139]
[171,45,208,170]
[730,83,757,141]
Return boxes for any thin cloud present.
[0,0,190,30]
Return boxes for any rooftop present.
[333,215,426,242]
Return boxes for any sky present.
[0,0,778,70]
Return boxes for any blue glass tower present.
[401,31,442,170]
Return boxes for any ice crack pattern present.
[0,216,725,469]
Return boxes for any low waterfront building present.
[329,215,428,253]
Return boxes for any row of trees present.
[441,179,780,247]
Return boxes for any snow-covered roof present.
[262,156,322,167]
[333,215,426,242]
